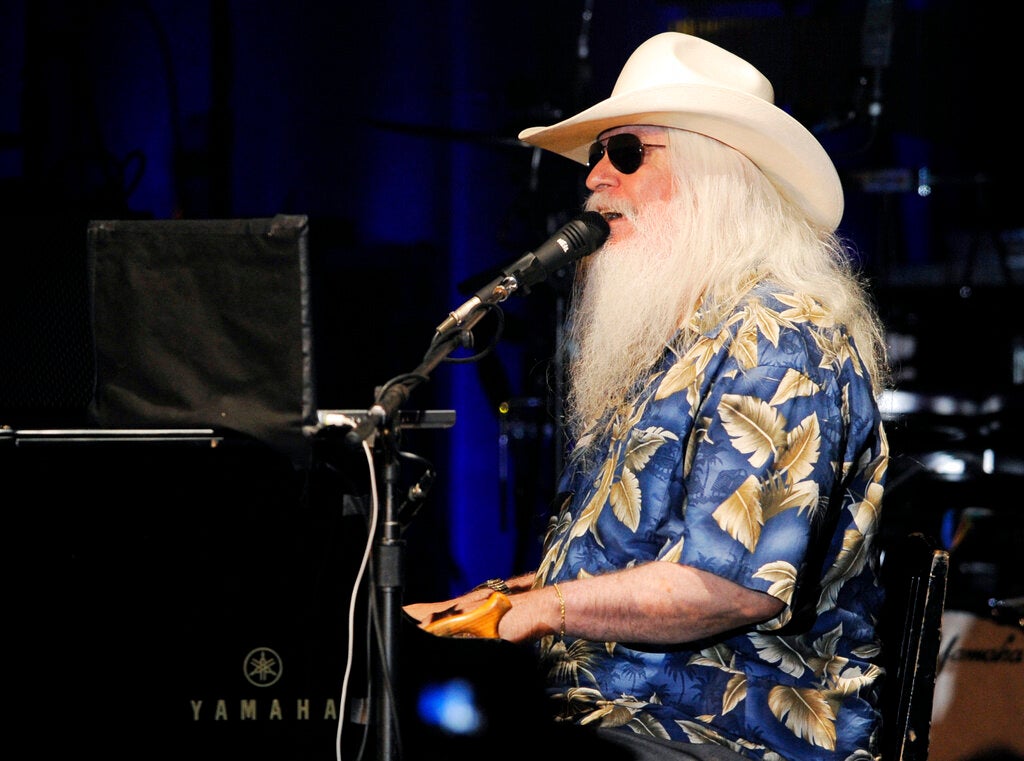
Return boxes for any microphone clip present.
[435,273,519,335]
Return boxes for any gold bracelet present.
[552,582,566,639]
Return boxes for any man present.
[405,32,889,761]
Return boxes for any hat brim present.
[518,84,844,231]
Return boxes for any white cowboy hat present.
[518,32,844,231]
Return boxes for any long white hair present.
[563,129,889,438]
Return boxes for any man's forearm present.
[497,561,784,645]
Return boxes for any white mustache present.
[584,194,636,221]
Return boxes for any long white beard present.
[565,193,709,434]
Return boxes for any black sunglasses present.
[588,133,666,174]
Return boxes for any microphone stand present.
[345,307,493,761]
[344,209,609,758]
[374,417,406,761]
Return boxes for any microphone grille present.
[572,211,610,255]
[579,210,610,241]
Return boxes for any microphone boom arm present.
[433,211,609,336]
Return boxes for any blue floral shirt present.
[535,283,888,761]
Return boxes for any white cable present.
[335,419,379,761]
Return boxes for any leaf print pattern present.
[627,710,674,739]
[548,420,679,571]
[775,292,834,329]
[768,368,820,406]
[657,357,701,404]
[723,673,748,714]
[768,685,838,750]
[731,317,761,369]
[661,536,685,563]
[811,328,860,377]
[817,528,872,614]
[761,472,818,522]
[676,718,748,752]
[657,331,729,404]
[719,394,787,469]
[749,631,812,677]
[753,560,799,605]
[537,283,887,761]
[626,426,679,470]
[712,474,763,552]
[775,413,821,483]
[610,465,642,530]
[745,299,790,348]
[689,642,740,671]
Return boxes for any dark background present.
[2,2,1021,759]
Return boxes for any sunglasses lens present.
[608,134,644,173]
[587,134,644,174]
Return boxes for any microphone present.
[435,211,609,334]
